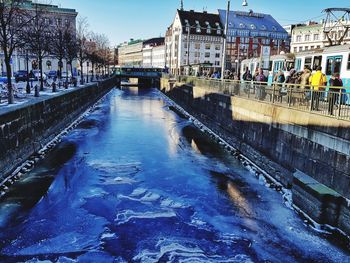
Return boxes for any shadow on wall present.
[161,82,350,236]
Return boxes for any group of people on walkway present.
[242,66,346,115]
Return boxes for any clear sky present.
[54,0,350,47]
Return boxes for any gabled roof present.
[218,10,288,40]
[177,9,224,37]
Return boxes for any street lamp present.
[221,0,248,80]
[26,50,30,94]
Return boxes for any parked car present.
[46,70,58,79]
[32,70,47,81]
[0,76,16,84]
[14,70,28,82]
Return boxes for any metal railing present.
[173,75,350,121]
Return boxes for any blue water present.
[0,87,348,262]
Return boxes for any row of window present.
[184,19,222,35]
[184,51,221,58]
[183,59,221,66]
[295,34,319,42]
[183,43,221,50]
[295,31,350,43]
[295,54,350,75]
[293,45,322,52]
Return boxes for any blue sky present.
[55,0,350,46]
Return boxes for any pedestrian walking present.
[328,73,343,115]
[309,66,327,111]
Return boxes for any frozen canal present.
[0,87,348,262]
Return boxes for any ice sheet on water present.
[119,188,188,209]
[103,176,138,185]
[115,209,176,225]
[130,188,147,197]
[87,160,141,176]
[133,238,254,263]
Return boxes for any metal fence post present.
[288,86,292,107]
[272,84,276,104]
[337,89,343,118]
[309,89,314,111]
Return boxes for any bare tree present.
[50,23,66,90]
[76,16,89,84]
[21,3,51,95]
[0,0,29,104]
[64,26,78,86]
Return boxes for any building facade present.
[142,38,165,68]
[165,9,224,75]
[291,19,350,53]
[2,0,78,76]
[218,10,289,73]
[118,40,143,67]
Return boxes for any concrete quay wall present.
[160,77,350,236]
[0,78,116,181]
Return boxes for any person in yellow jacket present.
[309,66,327,110]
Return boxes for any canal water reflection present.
[0,87,348,262]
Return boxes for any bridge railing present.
[174,75,350,121]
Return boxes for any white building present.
[291,19,350,53]
[2,0,78,76]
[165,9,224,75]
[142,38,165,68]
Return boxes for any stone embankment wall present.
[161,77,350,236]
[0,78,116,181]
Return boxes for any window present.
[215,45,221,50]
[215,53,220,58]
[295,58,302,71]
[310,46,314,50]
[293,47,297,53]
[305,34,310,41]
[205,44,211,50]
[314,34,319,41]
[325,56,342,75]
[205,52,210,58]
[326,58,333,75]
[347,54,350,70]
[195,43,200,49]
[312,56,322,71]
[305,57,312,69]
[215,61,220,66]
[305,46,308,51]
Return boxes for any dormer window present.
[205,21,211,34]
[195,20,201,33]
[185,19,190,32]
[261,25,267,30]
[272,26,277,31]
[216,22,222,35]
[239,23,245,28]
[250,24,256,30]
